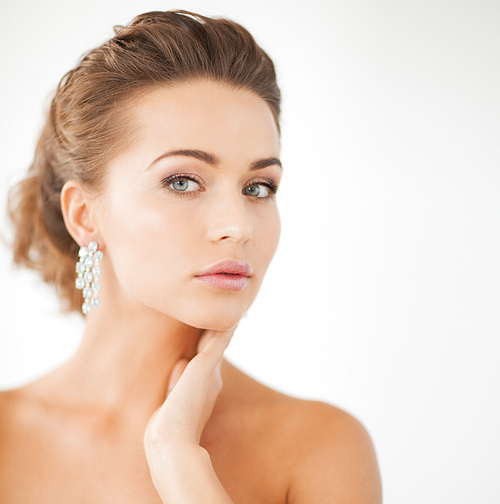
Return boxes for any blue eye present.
[243,184,270,198]
[170,178,199,192]
[161,174,202,194]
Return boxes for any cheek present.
[99,191,203,302]
[96,186,281,327]
[254,207,281,272]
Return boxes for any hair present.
[7,10,281,313]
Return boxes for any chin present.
[121,278,257,331]
[174,297,250,330]
[178,309,244,332]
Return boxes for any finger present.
[197,327,236,354]
[197,328,235,364]
[196,330,214,354]
[167,358,189,395]
[144,406,161,448]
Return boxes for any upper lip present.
[196,260,252,277]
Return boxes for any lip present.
[197,260,252,277]
[195,260,252,291]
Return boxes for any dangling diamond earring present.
[75,240,103,315]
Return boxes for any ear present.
[61,180,100,247]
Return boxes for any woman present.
[0,10,381,503]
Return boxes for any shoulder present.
[221,362,382,504]
[0,389,20,425]
[0,388,25,454]
[0,387,35,433]
[283,400,382,504]
[0,385,49,442]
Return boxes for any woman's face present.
[94,80,281,330]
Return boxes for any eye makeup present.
[160,173,279,199]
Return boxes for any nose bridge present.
[206,188,253,244]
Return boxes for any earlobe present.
[60,180,99,246]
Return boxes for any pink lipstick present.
[195,260,252,291]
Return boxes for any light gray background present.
[1,1,499,503]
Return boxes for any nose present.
[206,192,253,244]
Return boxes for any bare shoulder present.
[0,386,35,434]
[0,384,49,445]
[0,388,26,454]
[0,388,21,425]
[283,399,382,504]
[0,384,41,416]
[221,362,382,504]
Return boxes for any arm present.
[144,329,235,504]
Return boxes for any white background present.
[1,1,499,503]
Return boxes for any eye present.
[243,181,277,198]
[243,184,269,197]
[171,179,198,192]
[161,174,202,194]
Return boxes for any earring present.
[75,240,103,315]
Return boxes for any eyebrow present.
[147,149,282,171]
[250,157,282,170]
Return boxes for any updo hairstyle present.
[7,10,281,313]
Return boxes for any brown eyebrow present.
[148,149,282,171]
[250,157,282,170]
[148,149,220,168]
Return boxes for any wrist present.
[146,437,206,468]
[146,442,233,503]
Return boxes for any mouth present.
[195,260,252,291]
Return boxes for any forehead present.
[126,79,280,161]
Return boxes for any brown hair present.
[7,10,281,313]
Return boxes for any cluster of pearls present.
[75,241,103,315]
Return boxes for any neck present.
[47,300,204,427]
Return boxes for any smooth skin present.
[0,80,381,503]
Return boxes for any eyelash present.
[245,179,279,199]
[160,174,204,197]
[160,173,279,199]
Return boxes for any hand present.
[143,328,237,503]
[144,327,235,453]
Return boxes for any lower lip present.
[195,274,249,291]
